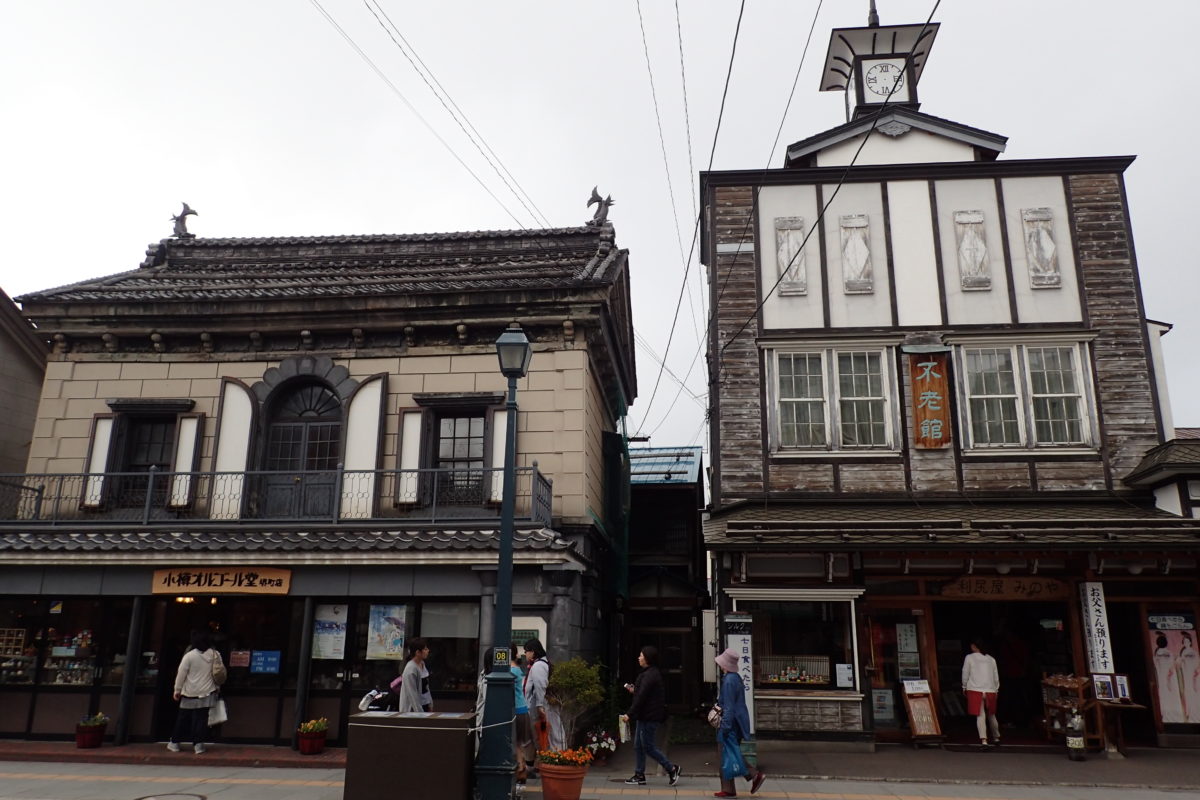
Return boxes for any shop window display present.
[420,602,480,693]
[0,599,40,685]
[739,601,854,688]
[36,600,102,687]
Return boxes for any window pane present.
[1028,347,1084,445]
[837,352,887,448]
[778,354,825,447]
[965,349,1019,446]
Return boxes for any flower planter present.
[75,724,105,749]
[297,730,326,755]
[538,762,588,800]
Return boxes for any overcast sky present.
[2,1,1197,457]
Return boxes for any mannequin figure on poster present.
[962,639,1001,747]
[1153,633,1186,723]
[1180,632,1200,722]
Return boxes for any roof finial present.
[868,0,879,27]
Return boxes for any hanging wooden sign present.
[940,576,1068,601]
[152,567,291,595]
[910,352,952,449]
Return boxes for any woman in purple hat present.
[713,647,765,796]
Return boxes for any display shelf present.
[0,654,35,685]
[41,657,96,686]
[1041,675,1102,749]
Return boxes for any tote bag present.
[208,698,228,726]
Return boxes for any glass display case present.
[757,654,831,686]
[0,653,36,685]
[39,628,97,686]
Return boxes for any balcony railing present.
[0,465,554,527]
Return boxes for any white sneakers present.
[166,742,180,752]
[165,741,205,754]
[194,744,207,754]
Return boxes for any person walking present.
[510,646,531,787]
[620,645,681,786]
[523,638,556,754]
[714,647,765,797]
[399,637,432,713]
[167,630,222,754]
[962,639,1001,747]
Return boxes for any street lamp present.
[476,324,532,800]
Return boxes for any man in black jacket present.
[620,645,681,786]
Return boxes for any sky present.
[2,1,1198,460]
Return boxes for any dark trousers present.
[171,706,209,745]
[633,720,671,775]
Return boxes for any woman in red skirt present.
[962,639,1001,747]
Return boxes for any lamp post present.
[476,324,532,800]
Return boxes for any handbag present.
[208,697,228,726]
[707,703,723,728]
[211,651,228,686]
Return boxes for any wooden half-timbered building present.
[701,13,1200,750]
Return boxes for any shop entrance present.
[932,600,1072,744]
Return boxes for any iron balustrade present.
[0,465,553,526]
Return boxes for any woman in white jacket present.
[168,630,221,754]
[962,639,1001,747]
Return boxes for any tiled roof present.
[17,225,624,304]
[0,526,571,555]
[704,500,1200,550]
[629,446,703,485]
[1125,440,1200,485]
[1177,428,1200,440]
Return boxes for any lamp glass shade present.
[495,328,532,378]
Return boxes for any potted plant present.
[546,657,604,751]
[583,727,617,765]
[297,717,328,755]
[75,712,109,749]
[535,747,594,800]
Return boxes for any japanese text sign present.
[725,614,755,735]
[1080,582,1114,673]
[152,567,291,595]
[910,353,952,449]
[941,576,1068,601]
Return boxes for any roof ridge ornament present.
[171,202,198,239]
[586,186,614,227]
[868,0,879,27]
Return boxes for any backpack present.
[211,650,228,686]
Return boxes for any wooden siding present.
[1068,174,1161,482]
[961,461,1031,491]
[712,186,765,501]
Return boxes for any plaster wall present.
[0,334,43,474]
[815,128,975,167]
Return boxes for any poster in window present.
[1147,613,1198,723]
[872,689,895,722]
[896,623,918,653]
[312,604,348,660]
[366,604,407,660]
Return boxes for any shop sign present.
[230,650,251,668]
[250,650,281,674]
[152,567,291,594]
[1080,582,1113,673]
[1147,614,1199,723]
[910,353,952,449]
[725,614,755,735]
[312,604,348,660]
[940,576,1068,601]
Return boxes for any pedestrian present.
[473,647,529,784]
[620,645,681,786]
[167,629,222,754]
[510,645,531,786]
[713,647,765,796]
[399,637,432,713]
[962,639,1001,747]
[523,638,563,754]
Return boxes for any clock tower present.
[820,2,940,121]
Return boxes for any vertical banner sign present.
[1147,612,1197,724]
[1080,582,1114,673]
[725,614,755,735]
[910,353,952,449]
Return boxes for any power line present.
[718,0,943,366]
[307,0,529,229]
[634,0,747,437]
[362,0,551,228]
[634,333,705,407]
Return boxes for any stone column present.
[546,570,577,664]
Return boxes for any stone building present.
[701,13,1200,749]
[0,288,46,474]
[0,221,635,747]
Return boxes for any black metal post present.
[293,596,315,750]
[114,595,145,745]
[475,374,519,800]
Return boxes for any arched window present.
[258,382,342,518]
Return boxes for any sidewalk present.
[588,739,1200,791]
[0,737,1195,792]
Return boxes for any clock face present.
[863,60,906,99]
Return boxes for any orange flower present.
[537,747,595,766]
